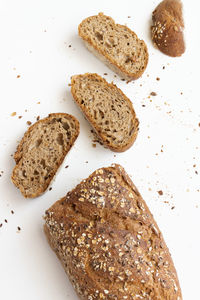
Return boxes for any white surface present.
[0,0,199,299]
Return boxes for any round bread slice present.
[71,73,139,152]
[151,0,185,57]
[11,113,80,198]
[78,13,148,81]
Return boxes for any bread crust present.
[11,113,80,198]
[151,0,185,57]
[71,73,139,152]
[79,13,149,81]
[44,164,182,300]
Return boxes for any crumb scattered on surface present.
[36,116,40,121]
[65,165,69,168]
[158,190,163,196]
[92,143,96,148]
[17,75,20,78]
[11,112,16,117]
[121,78,125,81]
[26,121,32,126]
[17,226,21,231]
[4,219,8,223]
[18,116,22,119]
[85,161,88,164]
[150,92,157,96]
[142,104,146,107]
[163,66,165,69]
[156,77,160,81]
[104,73,108,76]
[68,45,72,48]
[0,223,2,228]
[49,187,52,191]
[11,210,14,214]
[128,16,131,18]
[171,206,175,210]
[37,102,40,104]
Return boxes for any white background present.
[0,0,199,299]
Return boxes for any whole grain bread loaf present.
[44,164,182,300]
[79,13,148,81]
[71,73,139,152]
[11,113,79,198]
[151,0,185,57]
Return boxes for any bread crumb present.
[37,102,40,104]
[158,190,163,196]
[26,121,32,126]
[92,143,96,148]
[65,165,69,168]
[18,116,22,119]
[150,92,157,96]
[4,219,8,223]
[85,161,88,164]
[128,16,131,18]
[162,66,165,69]
[11,210,14,214]
[49,187,52,191]
[11,112,16,117]
[36,116,40,121]
[171,206,175,210]
[17,226,21,231]
[17,75,20,78]
[156,77,160,81]
[104,73,108,76]
[68,45,72,48]
[0,223,2,228]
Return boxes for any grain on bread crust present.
[12,113,79,198]
[151,0,185,57]
[44,164,182,300]
[79,13,148,81]
[71,73,139,152]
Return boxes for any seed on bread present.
[79,13,148,81]
[71,73,139,152]
[11,113,79,198]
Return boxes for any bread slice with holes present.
[71,73,139,152]
[44,164,182,300]
[78,13,148,81]
[11,113,80,198]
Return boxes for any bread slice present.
[151,0,185,57]
[11,113,80,198]
[44,164,182,300]
[78,13,148,81]
[71,73,139,152]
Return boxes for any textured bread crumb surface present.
[12,113,79,198]
[44,164,182,300]
[71,73,139,152]
[79,13,148,80]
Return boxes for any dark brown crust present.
[78,13,149,81]
[44,164,182,300]
[151,0,185,57]
[71,73,139,152]
[11,113,80,198]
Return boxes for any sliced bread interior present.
[12,113,80,198]
[78,13,148,81]
[71,73,139,152]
